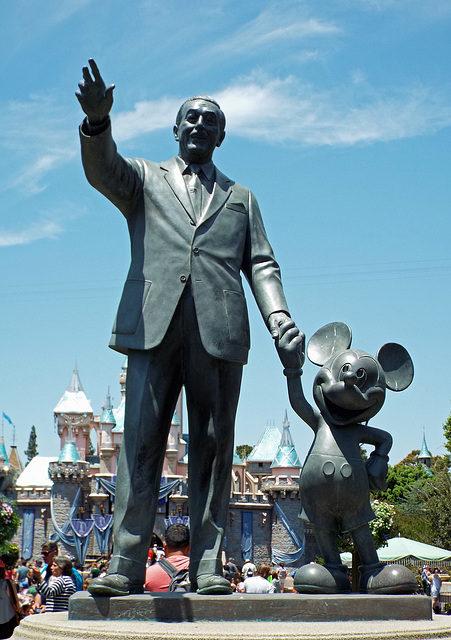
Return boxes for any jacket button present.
[180,275,187,283]
[193,247,200,255]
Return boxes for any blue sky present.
[1,0,451,466]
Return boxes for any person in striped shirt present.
[32,557,75,612]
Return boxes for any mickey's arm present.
[275,320,319,431]
[360,425,393,492]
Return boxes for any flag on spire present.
[2,413,12,425]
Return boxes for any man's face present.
[41,548,56,565]
[174,100,225,164]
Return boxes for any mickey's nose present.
[343,371,358,387]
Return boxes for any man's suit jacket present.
[80,122,289,364]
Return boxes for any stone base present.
[68,591,431,623]
[11,611,451,640]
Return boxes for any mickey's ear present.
[307,322,352,366]
[377,343,414,391]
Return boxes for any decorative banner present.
[21,508,35,561]
[271,501,305,565]
[164,516,190,528]
[70,518,95,565]
[97,476,181,501]
[50,486,81,547]
[92,514,113,555]
[241,511,253,561]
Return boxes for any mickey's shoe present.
[294,563,351,594]
[359,562,417,594]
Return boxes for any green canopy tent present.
[341,536,451,568]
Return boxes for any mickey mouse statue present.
[276,320,417,594]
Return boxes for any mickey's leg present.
[294,526,350,594]
[353,524,416,594]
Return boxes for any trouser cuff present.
[109,555,146,583]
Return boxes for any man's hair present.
[41,541,58,554]
[175,96,226,133]
[54,556,73,576]
[164,524,190,550]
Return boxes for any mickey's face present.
[313,349,386,426]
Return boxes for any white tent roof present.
[377,536,451,563]
[341,536,451,566]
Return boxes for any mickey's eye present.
[341,364,352,373]
[355,368,367,387]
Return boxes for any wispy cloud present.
[110,73,451,147]
[0,93,77,195]
[113,98,180,143]
[0,202,83,248]
[208,11,340,58]
[216,74,451,145]
[0,217,63,247]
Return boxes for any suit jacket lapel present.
[160,158,196,225]
[160,158,233,226]
[200,168,233,225]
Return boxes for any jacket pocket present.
[226,202,247,214]
[224,290,250,347]
[114,279,152,335]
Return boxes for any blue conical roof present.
[271,446,302,468]
[0,438,9,464]
[100,389,116,425]
[271,411,302,469]
[419,431,431,460]
[58,442,80,464]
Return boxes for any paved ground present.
[11,612,451,640]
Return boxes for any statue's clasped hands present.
[75,59,115,125]
[269,313,305,374]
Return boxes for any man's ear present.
[173,125,179,142]
[216,130,226,147]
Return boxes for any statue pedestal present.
[68,591,431,622]
[12,592,447,640]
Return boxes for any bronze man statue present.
[76,59,301,596]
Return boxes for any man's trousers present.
[108,284,243,587]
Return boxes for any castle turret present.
[418,430,432,468]
[53,364,94,461]
[99,389,116,475]
[270,410,302,482]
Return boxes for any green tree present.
[24,425,38,465]
[235,444,253,461]
[375,463,430,503]
[443,408,451,455]
[88,436,96,456]
[405,471,451,549]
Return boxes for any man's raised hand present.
[76,59,115,124]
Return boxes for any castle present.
[10,361,314,568]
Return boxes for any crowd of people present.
[0,527,447,638]
[0,541,110,639]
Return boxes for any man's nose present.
[194,115,206,128]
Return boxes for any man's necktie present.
[187,164,203,220]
